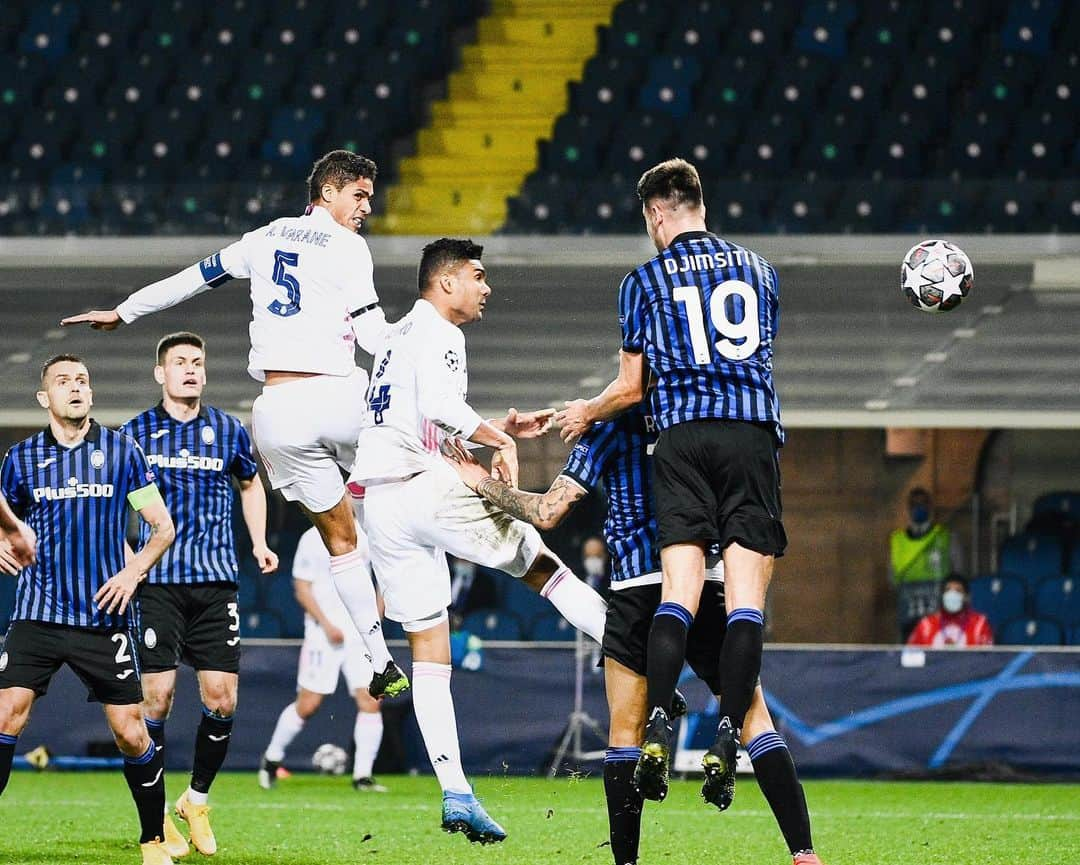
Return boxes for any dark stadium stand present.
[506,0,1080,234]
[0,0,486,234]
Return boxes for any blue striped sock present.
[124,742,156,765]
[655,601,693,629]
[604,746,642,763]
[746,731,787,761]
[727,607,764,627]
[0,734,17,747]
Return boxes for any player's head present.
[154,331,206,402]
[307,149,378,233]
[417,238,490,325]
[37,354,92,422]
[636,158,706,252]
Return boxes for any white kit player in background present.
[60,150,408,699]
[350,238,610,843]
[259,516,388,794]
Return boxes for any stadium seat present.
[501,579,552,623]
[1034,577,1080,627]
[528,612,577,641]
[968,575,1028,631]
[997,617,1063,646]
[1070,624,1080,646]
[1033,491,1080,519]
[998,534,1065,588]
[382,618,407,641]
[460,609,524,641]
[242,609,284,639]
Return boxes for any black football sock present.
[0,733,17,796]
[747,731,813,855]
[717,608,764,732]
[190,707,233,795]
[603,748,643,865]
[144,717,165,750]
[123,741,166,844]
[645,602,693,714]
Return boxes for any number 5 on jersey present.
[674,280,761,362]
[268,250,301,317]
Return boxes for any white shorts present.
[251,369,369,513]
[363,460,544,624]
[296,625,373,695]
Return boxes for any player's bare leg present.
[303,496,407,698]
[0,687,35,797]
[521,549,608,643]
[407,617,506,844]
[713,685,821,864]
[702,543,773,811]
[350,688,386,792]
[104,703,171,863]
[260,688,325,789]
[603,659,648,865]
[635,542,705,802]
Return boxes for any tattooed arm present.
[96,493,175,615]
[441,438,588,531]
[475,474,588,531]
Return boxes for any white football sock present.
[352,711,384,780]
[540,567,608,644]
[329,551,393,670]
[265,702,304,763]
[185,787,208,806]
[411,661,471,795]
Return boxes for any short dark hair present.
[636,158,704,209]
[41,353,86,383]
[156,331,205,365]
[909,487,931,504]
[307,150,378,203]
[944,575,970,593]
[417,238,484,295]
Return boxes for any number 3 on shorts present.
[226,602,240,647]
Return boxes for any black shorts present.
[0,620,143,705]
[602,582,728,694]
[652,419,787,556]
[138,583,241,674]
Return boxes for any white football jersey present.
[217,206,377,380]
[292,522,367,639]
[117,206,379,382]
[351,299,483,485]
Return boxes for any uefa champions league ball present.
[312,743,349,775]
[901,239,974,313]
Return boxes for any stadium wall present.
[10,644,1079,779]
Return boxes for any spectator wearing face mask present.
[581,536,609,592]
[889,487,963,641]
[906,576,994,647]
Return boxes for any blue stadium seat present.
[242,609,284,639]
[997,617,1063,646]
[998,534,1064,588]
[0,577,15,632]
[968,575,1028,631]
[264,574,305,638]
[382,618,407,641]
[502,579,551,623]
[460,609,524,641]
[1001,0,1061,55]
[1033,491,1080,517]
[1033,577,1080,628]
[528,612,577,641]
[1069,624,1080,646]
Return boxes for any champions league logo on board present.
[90,449,105,469]
[201,426,216,445]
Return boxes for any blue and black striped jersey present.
[561,405,661,588]
[122,404,258,586]
[0,421,157,629]
[619,231,783,443]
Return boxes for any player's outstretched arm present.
[441,439,586,530]
[556,349,645,443]
[95,492,175,616]
[61,251,242,330]
[238,474,279,574]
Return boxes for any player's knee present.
[142,691,173,720]
[112,718,150,756]
[521,550,560,592]
[203,691,237,718]
[0,701,30,737]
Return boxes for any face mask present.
[942,590,965,614]
[583,556,606,577]
[910,505,930,525]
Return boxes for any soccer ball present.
[901,239,974,313]
[311,743,348,775]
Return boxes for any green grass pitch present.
[1,771,1076,864]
